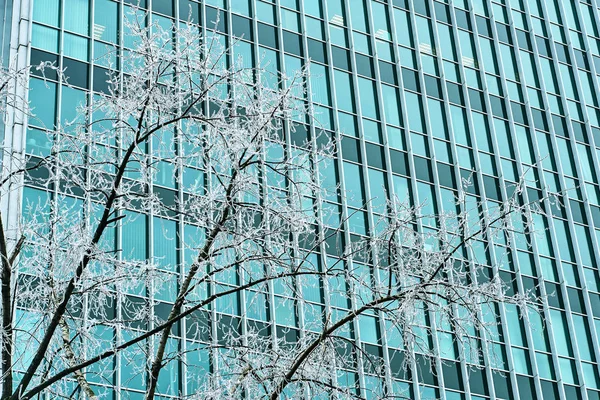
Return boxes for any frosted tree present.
[0,11,545,400]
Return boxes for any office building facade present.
[3,0,600,399]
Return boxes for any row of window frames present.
[430,17,597,87]
[33,6,320,66]
[544,282,600,317]
[498,268,599,317]
[31,24,371,87]
[500,251,600,297]
[110,293,600,354]
[26,73,595,181]
[439,80,600,146]
[400,71,553,131]
[33,37,550,125]
[341,126,515,183]
[25,143,566,219]
[341,149,506,206]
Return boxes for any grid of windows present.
[12,0,600,398]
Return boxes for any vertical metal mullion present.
[145,2,158,394]
[172,1,188,396]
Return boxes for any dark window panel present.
[570,200,587,224]
[63,57,89,89]
[476,16,491,37]
[25,156,51,188]
[555,43,570,63]
[342,137,361,163]
[402,68,419,92]
[588,390,600,400]
[378,61,397,85]
[122,296,148,330]
[390,150,408,175]
[437,163,455,188]
[424,75,441,99]
[393,0,409,9]
[460,168,478,194]
[155,302,179,334]
[217,315,241,345]
[283,31,303,56]
[324,228,344,255]
[499,271,516,296]
[355,53,374,78]
[591,293,600,317]
[258,23,278,48]
[414,156,432,182]
[280,0,299,11]
[516,30,531,50]
[575,50,590,69]
[442,362,462,391]
[152,0,173,16]
[496,23,511,44]
[365,143,384,169]
[567,287,584,313]
[552,115,567,137]
[206,6,226,33]
[232,15,252,40]
[332,46,350,70]
[93,66,113,93]
[307,39,326,63]
[413,0,429,16]
[545,282,563,308]
[415,355,436,385]
[541,380,559,400]
[455,9,471,30]
[446,82,463,105]
[532,109,548,131]
[483,175,501,201]
[536,36,550,57]
[388,349,407,379]
[469,369,488,395]
[179,0,200,23]
[591,206,600,228]
[564,385,582,400]
[510,102,527,125]
[493,371,512,400]
[30,49,59,80]
[490,95,506,118]
[290,124,310,146]
[572,121,588,143]
[434,3,450,23]
[124,0,146,8]
[468,89,485,112]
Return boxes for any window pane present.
[64,0,90,35]
[334,70,355,113]
[32,0,60,26]
[64,33,89,61]
[94,0,118,43]
[29,78,57,129]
